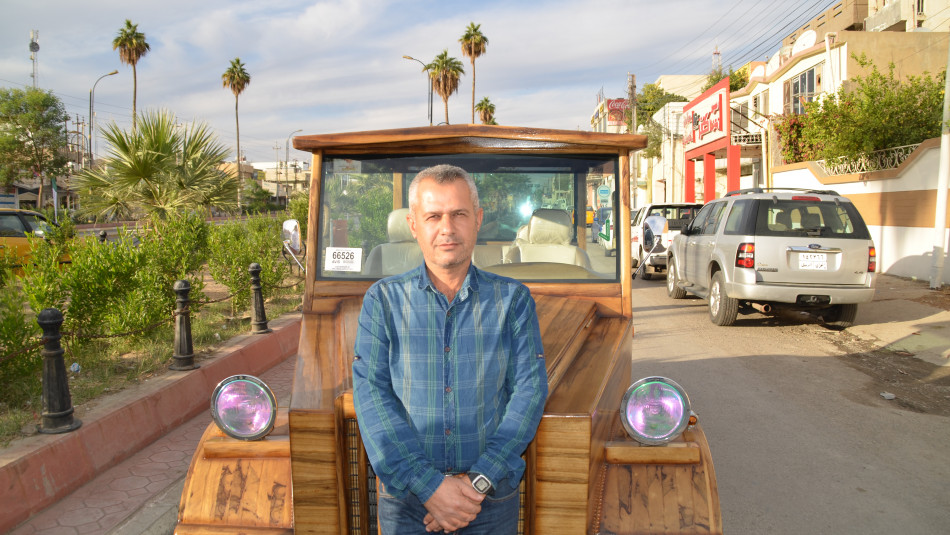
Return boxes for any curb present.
[0,314,301,534]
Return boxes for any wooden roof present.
[292,124,647,154]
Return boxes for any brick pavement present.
[9,354,296,535]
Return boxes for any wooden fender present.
[175,411,293,534]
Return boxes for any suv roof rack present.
[724,187,840,197]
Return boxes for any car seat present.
[503,208,592,269]
[361,208,423,277]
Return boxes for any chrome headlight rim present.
[210,374,277,441]
[620,376,692,446]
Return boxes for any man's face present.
[408,177,482,272]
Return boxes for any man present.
[353,164,548,534]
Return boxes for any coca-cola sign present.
[606,99,628,110]
[606,99,628,126]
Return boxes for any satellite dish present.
[766,53,780,75]
[792,30,817,55]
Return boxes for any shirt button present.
[445,386,452,393]
[445,429,451,435]
[444,346,450,353]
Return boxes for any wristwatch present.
[467,472,493,495]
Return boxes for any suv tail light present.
[736,243,755,268]
[868,246,876,273]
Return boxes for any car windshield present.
[316,153,619,282]
[22,214,52,235]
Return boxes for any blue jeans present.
[378,481,520,535]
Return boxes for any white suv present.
[665,189,876,328]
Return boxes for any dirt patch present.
[832,275,950,417]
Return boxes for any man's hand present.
[422,474,485,532]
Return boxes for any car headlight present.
[211,375,277,441]
[620,376,692,445]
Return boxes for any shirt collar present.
[416,262,480,302]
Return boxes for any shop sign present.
[683,79,729,152]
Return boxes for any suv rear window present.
[753,199,871,239]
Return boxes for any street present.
[627,274,950,534]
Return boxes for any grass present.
[0,277,304,447]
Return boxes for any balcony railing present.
[814,143,921,175]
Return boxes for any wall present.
[771,139,950,281]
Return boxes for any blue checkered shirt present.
[353,263,547,504]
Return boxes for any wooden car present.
[175,125,722,534]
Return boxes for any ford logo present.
[808,244,821,249]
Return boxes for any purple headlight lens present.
[211,375,276,440]
[621,377,691,445]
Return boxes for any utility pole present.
[931,37,950,289]
[627,73,639,207]
[29,30,39,88]
[274,142,281,204]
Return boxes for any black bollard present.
[37,308,82,434]
[249,263,272,334]
[169,280,198,370]
[98,230,107,243]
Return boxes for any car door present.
[684,201,726,290]
[0,212,31,265]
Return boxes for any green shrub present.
[208,215,288,316]
[775,55,944,164]
[0,275,41,405]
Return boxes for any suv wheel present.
[823,303,858,330]
[709,271,738,326]
[667,258,686,299]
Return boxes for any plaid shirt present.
[353,263,547,504]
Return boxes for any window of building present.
[783,63,823,115]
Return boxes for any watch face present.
[471,474,491,494]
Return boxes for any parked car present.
[598,206,637,256]
[0,208,64,270]
[174,125,722,534]
[631,203,702,279]
[666,188,876,328]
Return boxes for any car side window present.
[687,204,713,235]
[700,202,726,235]
[0,214,26,237]
[723,199,752,235]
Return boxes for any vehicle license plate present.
[799,252,827,270]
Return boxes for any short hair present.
[408,164,480,214]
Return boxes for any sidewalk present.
[851,274,950,367]
[1,314,301,534]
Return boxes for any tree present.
[460,22,488,124]
[0,87,68,207]
[112,20,150,131]
[775,55,944,164]
[629,83,686,131]
[426,50,465,125]
[72,109,238,222]
[475,96,496,125]
[222,58,251,209]
[701,65,748,93]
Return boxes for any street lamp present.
[88,70,118,166]
[403,55,433,126]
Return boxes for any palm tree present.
[475,97,496,125]
[426,50,464,125]
[222,58,251,209]
[73,109,238,222]
[460,23,488,124]
[112,20,150,131]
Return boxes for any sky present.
[1,0,840,164]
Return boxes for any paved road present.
[628,275,950,534]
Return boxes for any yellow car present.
[0,208,62,269]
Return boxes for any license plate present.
[799,252,827,270]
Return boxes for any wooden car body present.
[175,125,721,534]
